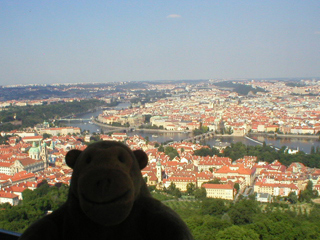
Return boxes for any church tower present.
[156,159,162,183]
[40,142,49,168]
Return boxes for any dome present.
[29,142,40,155]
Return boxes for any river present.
[63,103,320,154]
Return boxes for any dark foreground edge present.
[0,229,21,240]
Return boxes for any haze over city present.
[1,2,320,236]
[1,0,320,86]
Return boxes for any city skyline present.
[1,0,320,86]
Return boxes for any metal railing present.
[0,229,21,240]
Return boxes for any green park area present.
[0,181,320,240]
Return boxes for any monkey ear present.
[133,150,148,170]
[65,149,82,169]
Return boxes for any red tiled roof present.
[0,173,11,181]
[7,186,26,193]
[17,158,38,166]
[22,136,43,141]
[0,162,13,168]
[10,171,36,182]
[0,191,19,199]
[167,177,197,182]
[202,183,233,189]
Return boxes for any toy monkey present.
[19,141,193,240]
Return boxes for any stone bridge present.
[182,132,215,143]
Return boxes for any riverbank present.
[249,133,320,139]
[92,119,193,134]
[92,119,320,140]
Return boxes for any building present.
[164,177,197,191]
[256,193,272,203]
[215,165,255,186]
[29,142,41,160]
[202,183,235,200]
[0,162,14,175]
[9,171,36,185]
[39,127,81,136]
[22,136,43,143]
[254,182,299,197]
[0,191,19,205]
[12,158,45,174]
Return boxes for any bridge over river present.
[244,135,280,151]
[182,132,215,142]
[166,132,281,152]
[163,132,216,146]
[57,118,92,122]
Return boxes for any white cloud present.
[166,14,182,19]
[314,31,320,35]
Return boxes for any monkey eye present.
[86,156,92,164]
[119,156,125,163]
[118,152,126,163]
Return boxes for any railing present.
[0,229,21,240]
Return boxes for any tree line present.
[168,196,320,240]
[213,81,267,95]
[0,181,68,233]
[1,180,320,239]
[194,141,320,168]
[0,99,106,132]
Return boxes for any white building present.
[0,191,19,205]
[202,183,235,200]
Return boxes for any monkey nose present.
[96,178,112,195]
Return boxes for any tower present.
[156,159,162,183]
[40,142,49,169]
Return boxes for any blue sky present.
[1,0,319,85]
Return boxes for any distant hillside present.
[213,81,267,95]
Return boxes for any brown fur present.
[19,141,193,240]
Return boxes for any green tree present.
[248,212,306,240]
[194,188,207,200]
[206,178,222,184]
[194,147,219,157]
[167,182,177,193]
[201,198,227,216]
[158,145,164,152]
[186,183,196,196]
[216,225,259,240]
[22,189,36,203]
[0,182,70,233]
[172,188,182,198]
[0,99,105,131]
[193,123,209,136]
[35,180,50,197]
[187,215,231,240]
[42,133,52,139]
[223,142,248,161]
[310,146,315,154]
[299,180,317,202]
[0,135,10,145]
[228,199,260,225]
[164,146,179,160]
[287,191,298,204]
[234,183,240,193]
[165,182,182,198]
[306,180,313,192]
